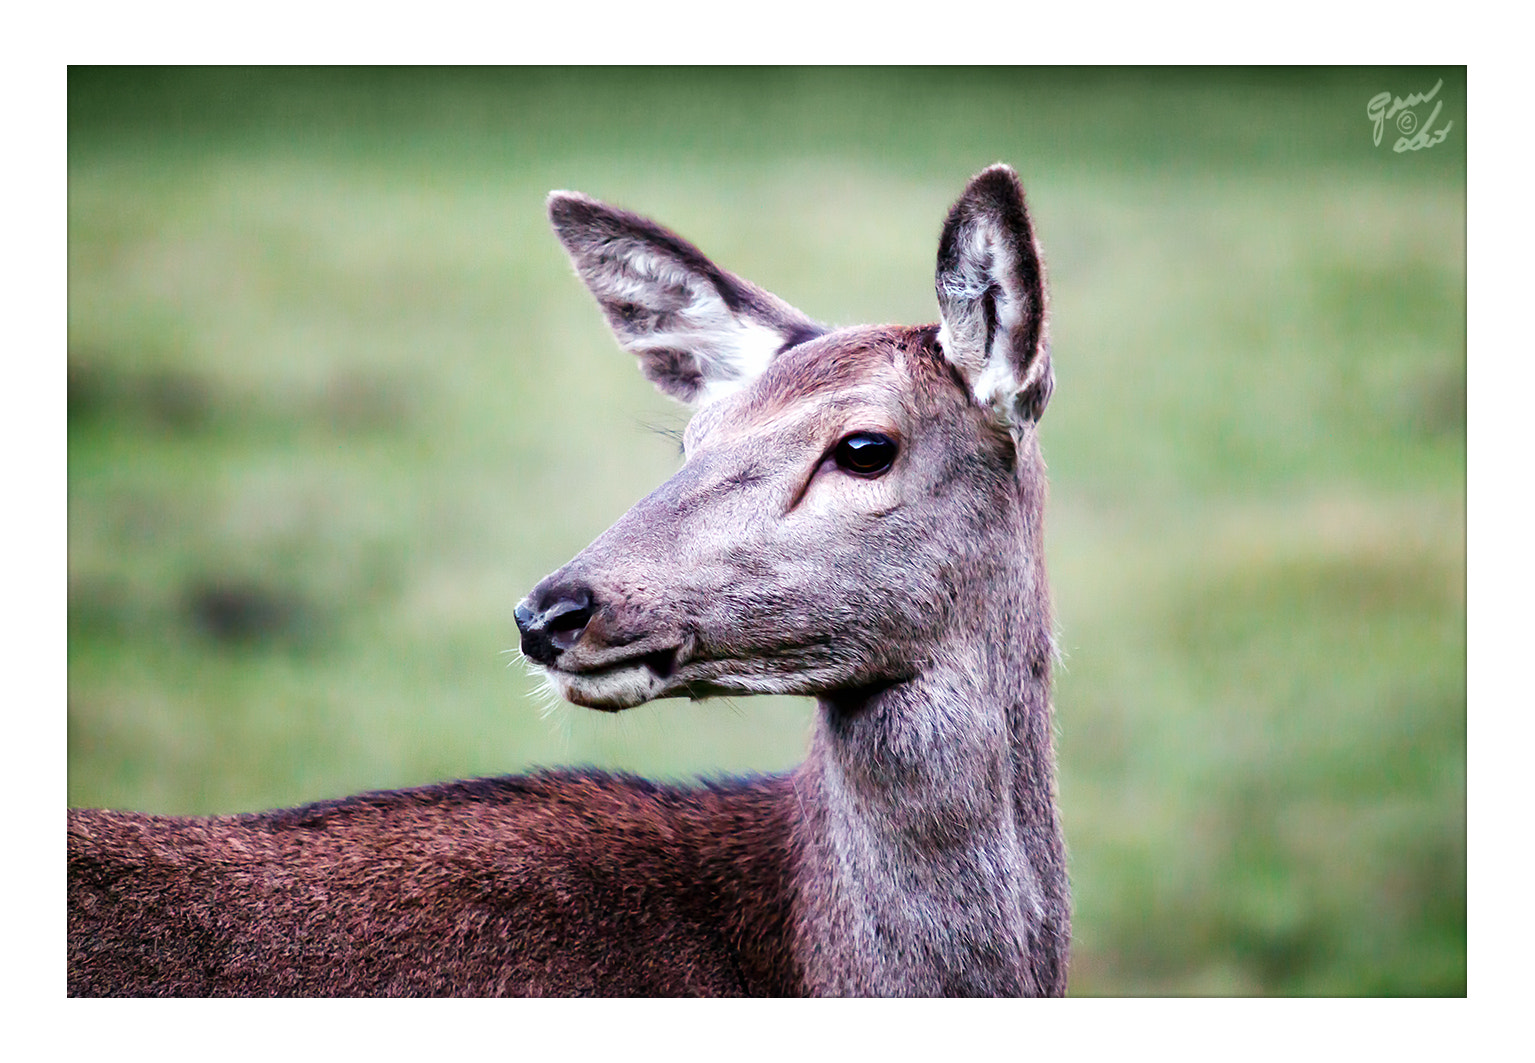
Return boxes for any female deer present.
[68,164,1069,996]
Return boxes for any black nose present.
[514,583,595,666]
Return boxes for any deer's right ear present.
[548,192,825,406]
[934,165,1053,427]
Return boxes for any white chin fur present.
[545,664,666,710]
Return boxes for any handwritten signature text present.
[1367,78,1453,152]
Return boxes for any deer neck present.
[791,542,1063,996]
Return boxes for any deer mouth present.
[571,645,678,680]
[637,647,678,680]
[542,645,683,710]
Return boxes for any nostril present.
[549,604,589,628]
[546,602,592,633]
[543,598,593,650]
[517,583,597,662]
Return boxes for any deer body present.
[69,772,801,995]
[68,166,1069,996]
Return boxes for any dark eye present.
[833,432,898,477]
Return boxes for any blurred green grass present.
[67,67,1464,995]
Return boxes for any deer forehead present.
[682,326,947,456]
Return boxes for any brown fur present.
[69,772,800,996]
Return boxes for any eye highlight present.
[833,432,898,477]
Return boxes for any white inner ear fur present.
[594,245,785,406]
[936,219,1036,424]
[636,311,781,407]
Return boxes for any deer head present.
[515,165,1052,712]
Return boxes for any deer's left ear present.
[934,164,1053,426]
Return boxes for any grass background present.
[67,67,1465,996]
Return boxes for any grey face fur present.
[523,166,1051,714]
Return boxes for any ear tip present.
[968,163,1026,201]
[547,190,598,228]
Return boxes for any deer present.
[67,164,1069,997]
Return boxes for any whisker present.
[638,418,687,457]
